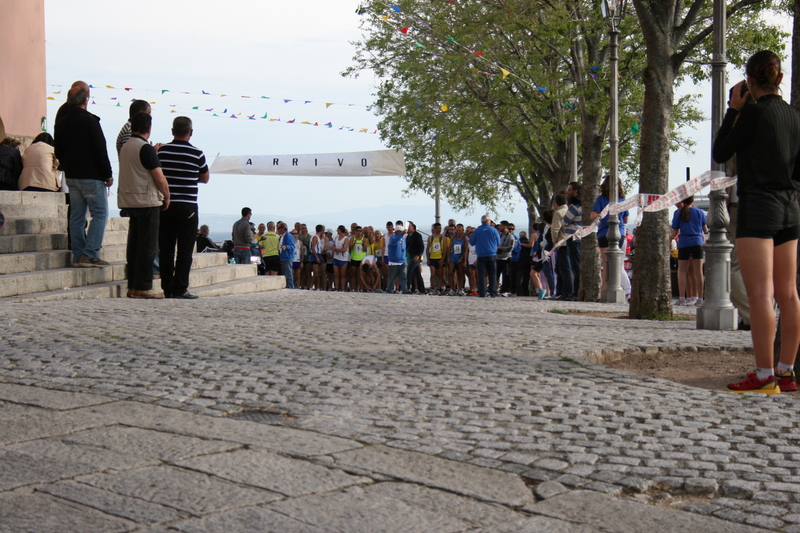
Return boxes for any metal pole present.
[603,21,625,303]
[434,175,441,225]
[570,132,578,182]
[697,0,737,329]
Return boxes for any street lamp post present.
[697,0,737,329]
[601,0,626,304]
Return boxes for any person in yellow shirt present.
[258,221,280,275]
[426,222,448,294]
[348,225,370,291]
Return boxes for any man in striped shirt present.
[157,117,210,299]
[116,100,152,156]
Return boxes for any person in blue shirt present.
[385,221,408,294]
[670,196,707,307]
[590,177,629,293]
[277,221,296,289]
[469,214,502,297]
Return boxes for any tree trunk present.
[526,201,538,237]
[579,112,603,301]
[628,45,676,318]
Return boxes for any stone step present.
[0,259,255,298]
[0,226,126,256]
[0,216,125,238]
[184,263,259,289]
[99,248,230,269]
[0,249,72,274]
[0,217,67,236]
[4,280,127,302]
[101,230,128,247]
[0,246,228,277]
[102,217,129,232]
[0,264,123,298]
[0,190,66,206]
[188,251,230,269]
[1,203,68,219]
[193,275,285,297]
[0,233,69,254]
[2,275,286,302]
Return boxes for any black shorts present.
[737,224,800,246]
[349,259,362,268]
[429,258,441,268]
[677,245,703,260]
[597,236,625,249]
[263,256,280,272]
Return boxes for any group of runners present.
[260,219,504,295]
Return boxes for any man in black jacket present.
[405,221,426,294]
[54,83,113,267]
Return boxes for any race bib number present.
[375,249,383,257]
[355,244,363,254]
[453,244,462,254]
[433,242,441,253]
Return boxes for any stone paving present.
[0,290,798,531]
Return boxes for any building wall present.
[0,0,46,139]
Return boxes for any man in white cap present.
[385,220,408,294]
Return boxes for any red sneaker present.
[776,370,798,392]
[727,373,780,395]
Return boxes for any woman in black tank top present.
[713,50,800,395]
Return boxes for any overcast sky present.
[44,0,792,227]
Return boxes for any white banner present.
[209,149,406,177]
[543,170,732,262]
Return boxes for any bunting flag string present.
[541,170,730,263]
[46,84,375,112]
[46,89,380,134]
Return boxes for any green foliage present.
[679,2,789,84]
[346,0,782,213]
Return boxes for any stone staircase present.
[0,191,284,302]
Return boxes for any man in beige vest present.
[118,113,170,299]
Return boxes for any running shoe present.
[776,369,798,392]
[726,373,780,395]
[538,289,546,300]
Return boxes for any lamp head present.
[600,0,627,21]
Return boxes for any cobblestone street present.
[2,291,799,530]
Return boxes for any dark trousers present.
[498,259,514,293]
[159,203,198,298]
[567,239,581,297]
[407,257,425,293]
[508,260,519,295]
[543,256,555,294]
[516,260,531,296]
[476,255,498,297]
[126,207,160,291]
[556,247,572,297]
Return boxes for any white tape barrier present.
[541,170,731,262]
